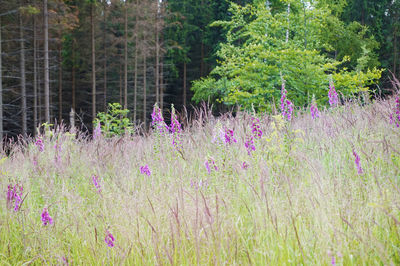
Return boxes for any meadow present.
[1,96,400,265]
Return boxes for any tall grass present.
[0,98,399,265]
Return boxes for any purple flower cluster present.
[205,158,218,174]
[251,117,263,139]
[245,136,255,155]
[140,165,151,176]
[92,175,101,193]
[35,137,44,152]
[353,150,363,174]
[389,96,400,127]
[169,107,183,150]
[105,230,115,247]
[329,80,339,107]
[93,123,101,139]
[280,82,294,121]
[241,161,249,170]
[7,183,23,211]
[224,129,237,145]
[41,208,53,226]
[310,102,320,119]
[151,104,167,133]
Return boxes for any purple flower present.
[140,165,151,176]
[353,150,363,174]
[245,136,255,155]
[35,137,44,152]
[105,230,115,247]
[389,96,400,127]
[169,106,182,150]
[280,82,287,113]
[7,184,23,211]
[92,175,101,193]
[310,102,320,119]
[242,161,249,170]
[280,82,294,121]
[328,80,339,107]
[224,129,237,145]
[151,104,167,133]
[251,117,263,139]
[93,123,101,139]
[41,208,53,226]
[331,255,335,265]
[190,179,208,190]
[205,158,218,174]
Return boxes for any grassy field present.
[1,98,400,265]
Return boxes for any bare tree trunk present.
[72,40,76,112]
[44,0,50,123]
[134,0,138,121]
[103,3,107,111]
[286,3,290,43]
[143,51,147,126]
[20,11,27,136]
[119,63,122,106]
[91,2,96,121]
[124,5,128,110]
[160,60,164,112]
[200,42,205,77]
[33,12,37,134]
[183,61,187,107]
[58,36,63,123]
[0,18,3,141]
[155,0,159,104]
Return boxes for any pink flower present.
[140,165,151,176]
[92,175,101,193]
[105,230,115,247]
[310,103,320,119]
[93,123,101,139]
[41,208,53,226]
[224,129,237,145]
[328,80,339,107]
[353,150,363,174]
[7,183,23,211]
[241,161,249,170]
[35,137,44,152]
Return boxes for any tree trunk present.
[103,3,107,111]
[44,0,50,123]
[0,18,3,141]
[91,2,96,121]
[160,61,164,112]
[200,42,205,77]
[72,40,76,113]
[286,3,290,43]
[143,51,147,126]
[124,5,128,110]
[183,61,187,107]
[20,11,27,136]
[33,12,37,134]
[119,63,122,106]
[134,0,138,122]
[58,36,63,123]
[155,0,159,104]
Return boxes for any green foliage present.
[94,103,133,138]
[192,1,382,111]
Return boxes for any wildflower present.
[151,104,167,133]
[7,184,23,211]
[93,123,101,139]
[35,137,44,152]
[280,82,287,113]
[328,80,339,107]
[204,158,218,174]
[280,82,294,121]
[54,142,62,164]
[140,165,151,176]
[224,129,237,145]
[241,161,249,170]
[353,150,363,174]
[251,117,263,139]
[310,102,320,120]
[105,230,115,247]
[169,105,182,150]
[389,96,400,127]
[92,175,101,193]
[41,208,53,226]
[191,179,208,190]
[245,136,255,155]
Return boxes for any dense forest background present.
[0,0,399,138]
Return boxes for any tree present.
[192,1,382,111]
